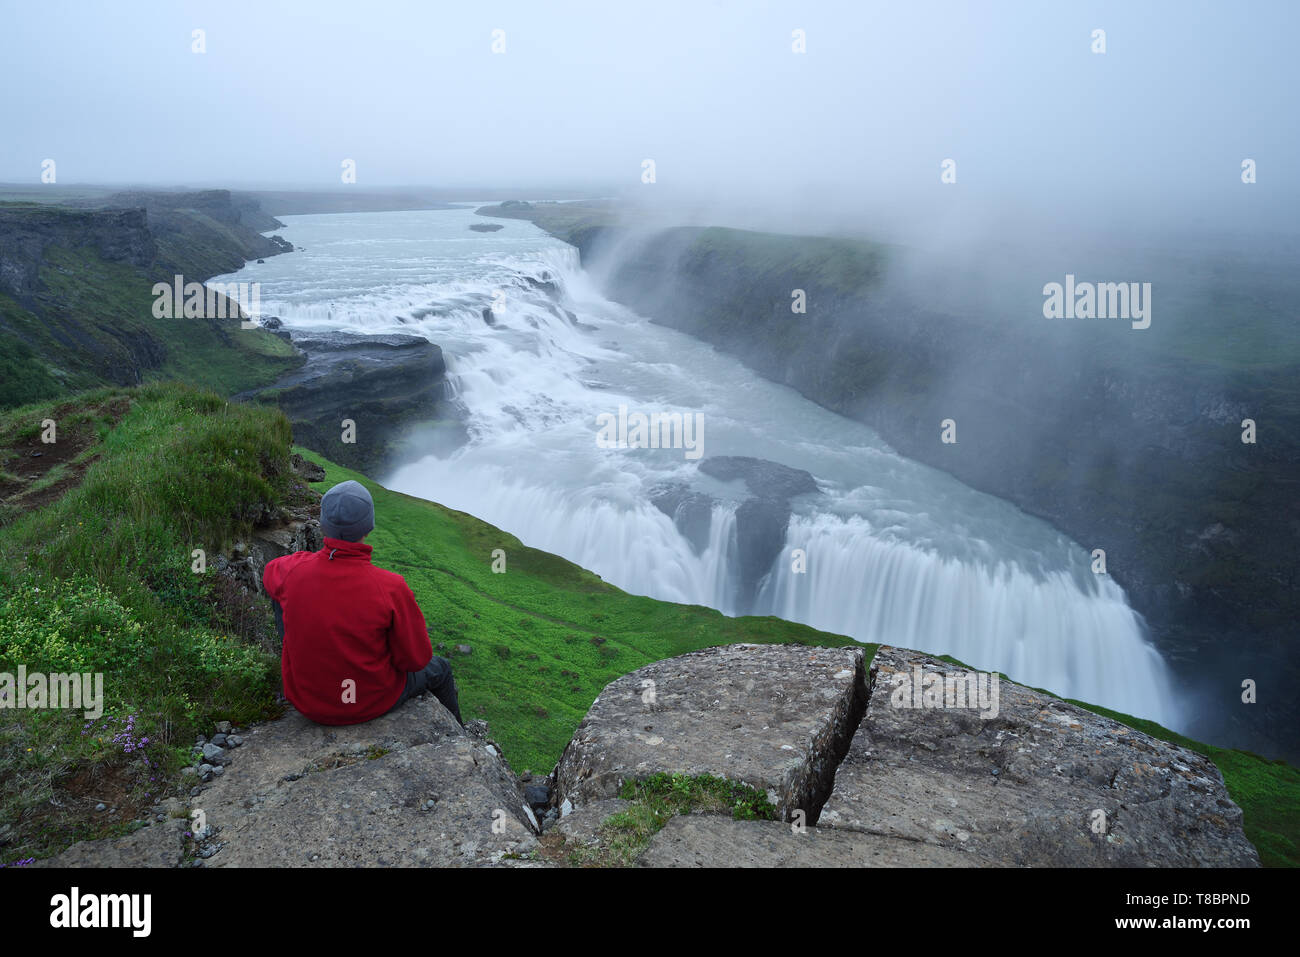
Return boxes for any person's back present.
[263,479,462,726]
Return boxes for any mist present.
[2,0,1297,247]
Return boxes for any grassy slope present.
[0,203,301,411]
[0,385,1294,866]
[0,385,304,861]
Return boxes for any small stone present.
[190,787,202,797]
[210,733,228,747]
[180,766,197,778]
[227,735,243,748]
[560,798,573,818]
[216,721,232,734]
[524,784,551,807]
[212,765,225,777]
[201,742,225,762]
[95,803,106,812]
[455,644,473,656]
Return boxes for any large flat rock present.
[818,646,1260,867]
[636,815,977,868]
[35,818,187,869]
[195,696,538,867]
[554,643,866,820]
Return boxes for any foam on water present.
[213,207,1185,728]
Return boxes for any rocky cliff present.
[0,192,302,407]
[236,329,464,477]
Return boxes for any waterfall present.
[218,206,1186,731]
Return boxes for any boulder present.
[194,696,537,867]
[817,646,1261,867]
[697,455,818,500]
[554,643,866,821]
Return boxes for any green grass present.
[0,199,303,412]
[0,384,299,862]
[561,772,780,867]
[0,383,1295,868]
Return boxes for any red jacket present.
[263,537,432,725]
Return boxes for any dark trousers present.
[392,656,463,725]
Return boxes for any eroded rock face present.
[554,643,867,821]
[241,331,466,475]
[817,646,1260,867]
[196,697,537,867]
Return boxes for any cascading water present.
[213,206,1184,728]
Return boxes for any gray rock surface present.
[551,799,631,847]
[554,643,866,821]
[196,696,537,867]
[637,815,976,868]
[817,646,1261,867]
[36,818,187,868]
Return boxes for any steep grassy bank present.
[0,384,301,862]
[481,202,1300,764]
[1,385,1294,867]
[0,193,302,409]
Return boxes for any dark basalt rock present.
[698,455,818,500]
[239,330,467,475]
[699,455,819,609]
[649,483,716,554]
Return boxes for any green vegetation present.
[2,245,299,403]
[558,772,779,867]
[0,383,1295,868]
[0,199,302,412]
[0,384,300,862]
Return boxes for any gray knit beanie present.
[319,480,375,542]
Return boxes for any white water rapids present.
[214,206,1184,728]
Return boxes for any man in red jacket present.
[263,479,462,726]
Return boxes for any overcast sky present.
[3,0,1296,240]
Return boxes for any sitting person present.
[263,479,462,725]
